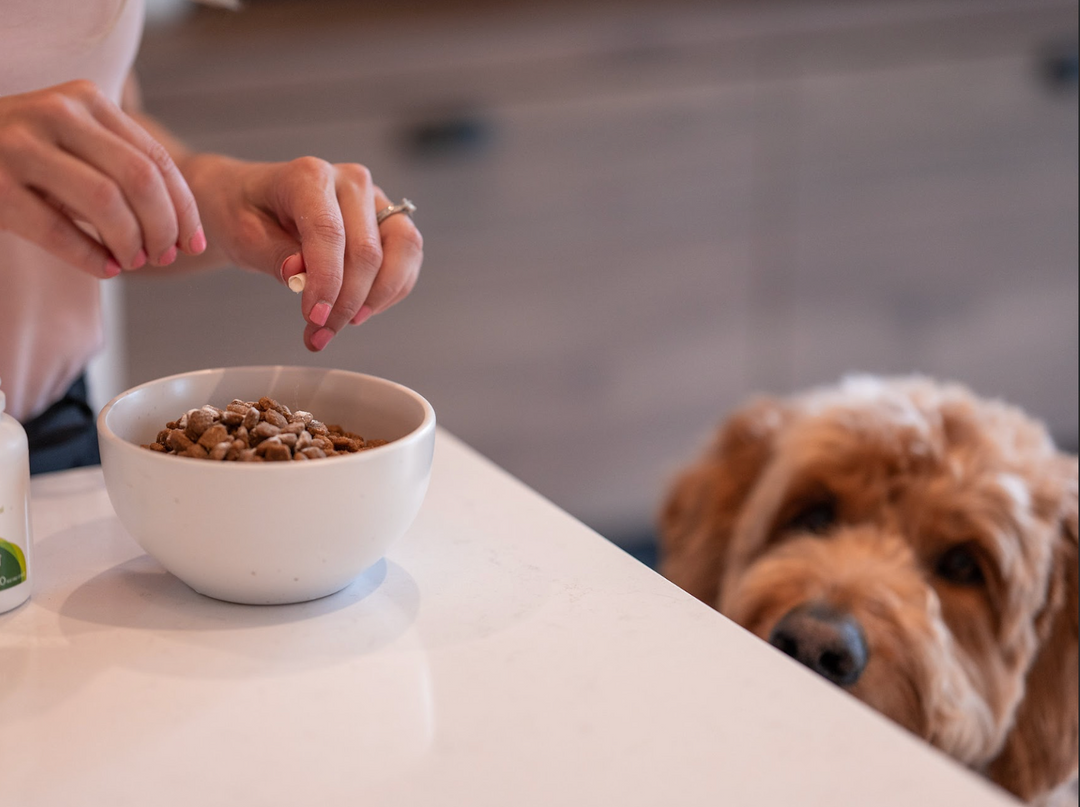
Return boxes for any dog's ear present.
[658,397,788,607]
[987,455,1079,801]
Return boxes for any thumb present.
[233,213,303,285]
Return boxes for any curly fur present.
[660,376,1078,804]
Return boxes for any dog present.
[659,376,1078,804]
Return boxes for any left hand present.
[185,154,423,352]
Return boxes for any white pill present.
[287,273,307,293]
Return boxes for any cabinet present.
[120,0,1078,541]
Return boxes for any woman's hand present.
[184,154,423,352]
[0,80,205,278]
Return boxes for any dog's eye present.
[783,499,837,535]
[935,544,985,586]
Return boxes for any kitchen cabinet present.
[116,0,1078,541]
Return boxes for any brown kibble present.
[197,423,230,450]
[166,429,193,452]
[263,408,289,429]
[263,443,293,461]
[252,421,281,442]
[221,410,243,427]
[142,398,389,462]
[185,408,215,440]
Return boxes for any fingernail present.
[189,227,207,254]
[158,245,177,266]
[281,253,301,280]
[310,301,332,327]
[351,304,373,326]
[310,327,334,352]
[131,249,147,270]
[105,258,122,278]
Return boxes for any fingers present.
[0,80,204,271]
[20,141,146,270]
[75,87,203,260]
[0,181,118,278]
[316,168,382,339]
[286,159,351,335]
[356,196,423,318]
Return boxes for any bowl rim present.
[97,365,436,470]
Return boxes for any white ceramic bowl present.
[98,366,435,605]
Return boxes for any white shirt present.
[0,0,145,422]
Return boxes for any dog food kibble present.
[140,397,388,461]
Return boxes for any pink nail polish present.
[311,327,334,352]
[159,245,177,266]
[351,304,373,326]
[132,249,147,270]
[189,227,207,254]
[310,302,332,327]
[105,258,122,278]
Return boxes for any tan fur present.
[660,376,1079,803]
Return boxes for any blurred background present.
[96,0,1079,564]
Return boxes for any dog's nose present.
[768,604,868,687]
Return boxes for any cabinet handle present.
[1038,41,1078,91]
[400,112,494,160]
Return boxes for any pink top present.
[0,0,145,422]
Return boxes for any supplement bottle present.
[0,377,32,613]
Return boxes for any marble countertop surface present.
[0,430,1016,806]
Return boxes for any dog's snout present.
[768,604,868,687]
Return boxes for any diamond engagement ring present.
[376,198,417,225]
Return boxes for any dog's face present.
[660,377,1078,802]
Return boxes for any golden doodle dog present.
[660,376,1077,804]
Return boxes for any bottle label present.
[0,503,27,590]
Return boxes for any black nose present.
[768,604,868,687]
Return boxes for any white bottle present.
[0,377,32,613]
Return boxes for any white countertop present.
[1,430,1015,806]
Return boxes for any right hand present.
[0,80,205,278]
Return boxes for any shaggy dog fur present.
[660,376,1078,804]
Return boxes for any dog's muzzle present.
[768,603,869,687]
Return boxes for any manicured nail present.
[310,327,334,352]
[105,258,122,278]
[351,304,373,326]
[189,227,207,254]
[131,249,147,270]
[310,301,332,327]
[158,245,177,266]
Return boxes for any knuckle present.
[64,79,100,101]
[294,155,330,177]
[310,211,346,245]
[37,92,80,123]
[143,138,175,174]
[398,223,424,255]
[126,155,160,198]
[348,235,383,271]
[341,163,372,186]
[89,177,123,214]
[0,124,36,158]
